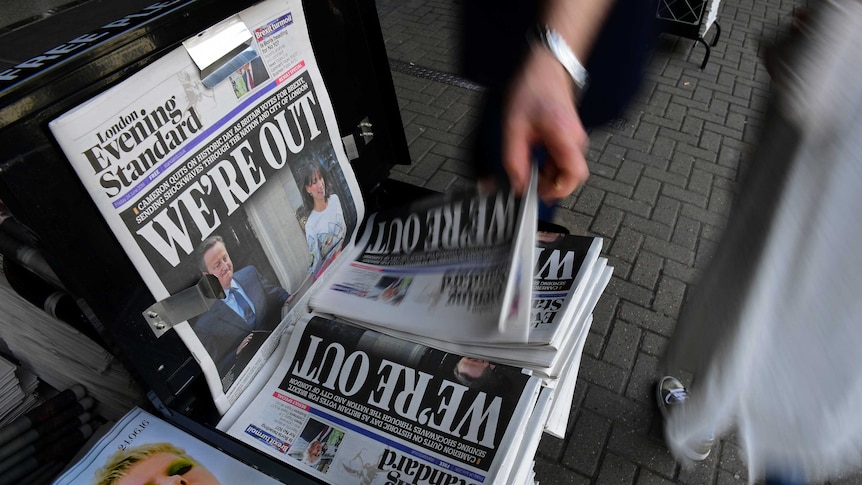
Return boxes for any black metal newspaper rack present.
[0,1,421,482]
[656,0,722,69]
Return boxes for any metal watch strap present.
[536,25,589,91]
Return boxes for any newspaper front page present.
[348,258,611,384]
[226,315,543,484]
[310,181,537,345]
[327,235,608,373]
[48,0,363,414]
[54,407,282,484]
[530,233,603,345]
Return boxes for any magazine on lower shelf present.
[221,314,544,485]
[53,407,282,485]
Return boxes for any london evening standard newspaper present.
[48,0,363,414]
[225,315,543,485]
[309,178,538,346]
[530,234,603,346]
[55,407,282,485]
[377,256,611,377]
[337,236,611,374]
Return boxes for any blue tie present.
[231,288,256,327]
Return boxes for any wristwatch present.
[533,25,589,93]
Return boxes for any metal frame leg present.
[697,36,711,69]
[711,21,721,46]
[696,21,721,69]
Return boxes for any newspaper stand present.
[0,1,424,482]
[656,0,722,69]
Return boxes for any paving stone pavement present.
[372,0,862,484]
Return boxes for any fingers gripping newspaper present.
[48,0,363,414]
[223,315,543,485]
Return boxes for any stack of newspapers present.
[45,0,612,483]
[0,385,96,484]
[0,355,39,428]
[0,258,145,421]
[55,220,610,485]
[209,184,611,485]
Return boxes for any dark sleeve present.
[460,0,659,129]
[245,266,289,331]
[259,267,290,306]
[579,0,660,127]
[195,311,238,377]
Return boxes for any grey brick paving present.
[373,0,862,484]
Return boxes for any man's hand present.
[236,332,254,355]
[503,47,590,204]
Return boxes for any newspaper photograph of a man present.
[194,234,291,389]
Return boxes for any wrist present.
[531,49,578,100]
[530,25,590,95]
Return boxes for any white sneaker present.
[656,375,714,461]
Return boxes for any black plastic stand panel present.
[0,1,416,482]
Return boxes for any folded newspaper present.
[309,177,537,345]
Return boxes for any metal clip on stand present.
[143,274,225,338]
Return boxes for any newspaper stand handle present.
[142,274,224,338]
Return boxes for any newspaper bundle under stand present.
[47,0,613,483]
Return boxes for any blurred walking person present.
[657,1,862,483]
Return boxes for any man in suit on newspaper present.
[194,235,292,382]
